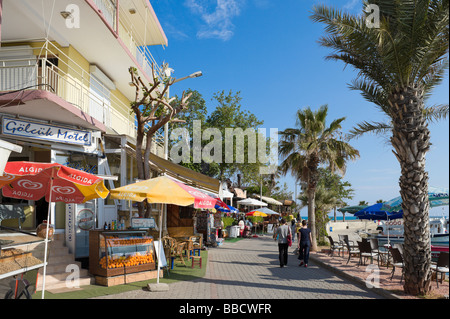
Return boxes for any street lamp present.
[172,71,203,84]
[150,66,203,293]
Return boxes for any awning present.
[148,153,220,195]
[282,199,293,206]
[254,195,283,206]
[237,198,268,207]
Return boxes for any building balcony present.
[1,0,167,99]
[0,40,164,154]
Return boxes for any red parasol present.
[0,161,109,298]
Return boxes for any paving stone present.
[93,235,384,299]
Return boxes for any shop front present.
[0,115,106,236]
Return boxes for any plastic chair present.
[389,247,404,282]
[344,237,360,264]
[430,252,449,288]
[357,240,377,266]
[327,236,343,257]
[369,238,388,267]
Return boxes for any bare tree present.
[128,66,192,217]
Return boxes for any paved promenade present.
[94,235,383,300]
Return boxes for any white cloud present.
[163,23,190,40]
[184,0,242,41]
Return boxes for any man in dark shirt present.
[298,220,312,268]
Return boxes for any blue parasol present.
[215,204,239,213]
[354,203,403,220]
[354,203,403,245]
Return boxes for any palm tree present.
[311,0,449,295]
[298,184,341,243]
[279,105,359,251]
[348,104,448,141]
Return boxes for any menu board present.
[130,218,156,229]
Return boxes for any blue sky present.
[149,0,449,217]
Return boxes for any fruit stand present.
[89,230,159,286]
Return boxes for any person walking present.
[295,220,302,243]
[290,219,297,243]
[274,218,291,267]
[298,220,312,268]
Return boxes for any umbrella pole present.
[387,218,390,247]
[156,205,163,284]
[148,204,168,292]
[41,173,54,299]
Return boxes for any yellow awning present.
[148,153,220,194]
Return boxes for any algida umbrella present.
[246,210,268,217]
[109,175,217,287]
[0,161,109,298]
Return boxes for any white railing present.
[0,41,165,152]
[117,3,162,80]
[93,0,117,30]
[90,0,161,81]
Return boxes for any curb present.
[309,254,402,299]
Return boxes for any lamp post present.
[149,66,202,293]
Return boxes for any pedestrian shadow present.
[191,275,381,299]
[258,253,352,283]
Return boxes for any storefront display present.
[0,227,46,298]
[195,210,221,247]
[89,230,155,278]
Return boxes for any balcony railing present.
[117,3,162,78]
[0,40,165,153]
[89,0,163,87]
[93,0,117,30]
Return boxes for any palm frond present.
[348,78,390,114]
[347,121,393,140]
[423,104,450,123]
[312,0,449,100]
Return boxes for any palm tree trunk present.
[307,188,318,251]
[389,85,432,295]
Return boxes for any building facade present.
[0,0,167,249]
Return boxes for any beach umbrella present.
[110,175,217,208]
[237,198,268,207]
[109,175,217,287]
[354,203,403,245]
[214,198,231,210]
[338,205,369,214]
[246,211,268,217]
[249,207,280,216]
[215,204,239,214]
[0,161,109,298]
[381,186,449,212]
[354,203,402,220]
